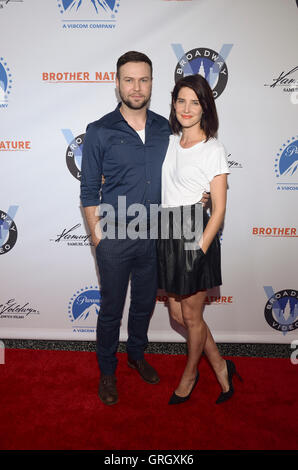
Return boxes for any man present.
[80,51,209,405]
[80,51,171,405]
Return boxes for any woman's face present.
[174,86,203,129]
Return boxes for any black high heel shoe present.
[215,359,243,404]
[168,372,199,405]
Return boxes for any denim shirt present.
[80,104,171,221]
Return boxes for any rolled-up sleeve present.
[80,123,103,207]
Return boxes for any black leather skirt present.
[157,203,222,296]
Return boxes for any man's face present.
[116,61,152,110]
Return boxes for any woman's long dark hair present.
[169,74,218,141]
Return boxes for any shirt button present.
[147,181,150,184]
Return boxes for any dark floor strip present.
[1,339,292,358]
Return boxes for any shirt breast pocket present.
[106,137,144,172]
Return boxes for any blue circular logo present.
[275,137,298,179]
[174,47,228,99]
[0,209,18,255]
[58,0,120,17]
[68,286,101,324]
[66,133,84,181]
[264,289,298,334]
[0,58,13,102]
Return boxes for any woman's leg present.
[203,327,229,392]
[168,295,229,393]
[170,290,207,397]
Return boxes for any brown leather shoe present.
[98,375,118,405]
[127,357,160,384]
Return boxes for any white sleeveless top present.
[161,134,230,207]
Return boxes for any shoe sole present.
[127,361,160,384]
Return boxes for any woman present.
[157,74,242,405]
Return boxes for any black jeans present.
[95,236,158,375]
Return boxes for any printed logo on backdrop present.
[62,130,84,180]
[0,57,12,108]
[227,153,243,169]
[0,206,18,255]
[50,223,92,246]
[42,70,115,83]
[264,66,298,97]
[0,299,40,320]
[68,286,101,333]
[252,226,297,238]
[172,44,233,99]
[57,0,121,30]
[0,0,23,10]
[274,135,298,191]
[264,287,298,335]
[0,140,31,151]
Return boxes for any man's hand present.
[92,235,101,248]
[83,206,102,248]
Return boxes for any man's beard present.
[119,90,151,110]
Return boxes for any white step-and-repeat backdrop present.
[1,0,297,344]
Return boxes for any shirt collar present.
[107,102,156,126]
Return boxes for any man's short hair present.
[116,51,153,78]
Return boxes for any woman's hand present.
[200,191,210,208]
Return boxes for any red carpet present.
[0,348,297,450]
